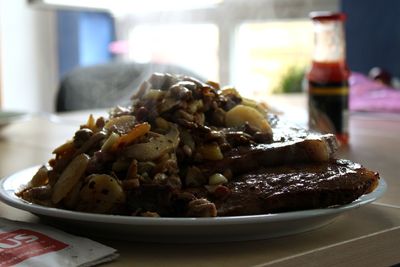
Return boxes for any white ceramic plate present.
[0,166,386,243]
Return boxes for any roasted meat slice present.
[198,133,338,177]
[126,159,379,217]
[213,159,379,216]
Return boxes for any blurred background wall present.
[0,0,58,113]
[342,0,400,79]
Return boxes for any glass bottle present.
[307,11,349,145]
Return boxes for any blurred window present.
[114,0,337,96]
[33,0,337,94]
[233,20,313,97]
[127,24,219,81]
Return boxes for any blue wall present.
[57,11,115,78]
[342,0,400,77]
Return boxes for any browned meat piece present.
[126,159,379,217]
[213,159,379,216]
[199,133,338,176]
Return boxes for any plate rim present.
[0,165,387,227]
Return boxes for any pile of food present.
[18,73,380,217]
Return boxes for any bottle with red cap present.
[307,11,350,145]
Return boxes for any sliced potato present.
[51,153,89,204]
[241,97,268,115]
[225,104,272,134]
[208,173,228,185]
[77,174,125,213]
[198,143,223,161]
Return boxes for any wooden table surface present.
[1,99,400,266]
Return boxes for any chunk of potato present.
[77,174,125,213]
[225,104,271,134]
[208,173,228,185]
[197,143,223,161]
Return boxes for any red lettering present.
[0,229,68,267]
[0,239,21,250]
[14,234,38,243]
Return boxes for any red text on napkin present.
[0,229,68,267]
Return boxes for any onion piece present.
[124,124,179,161]
[104,115,136,134]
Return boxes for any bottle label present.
[309,86,349,95]
[308,81,349,136]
